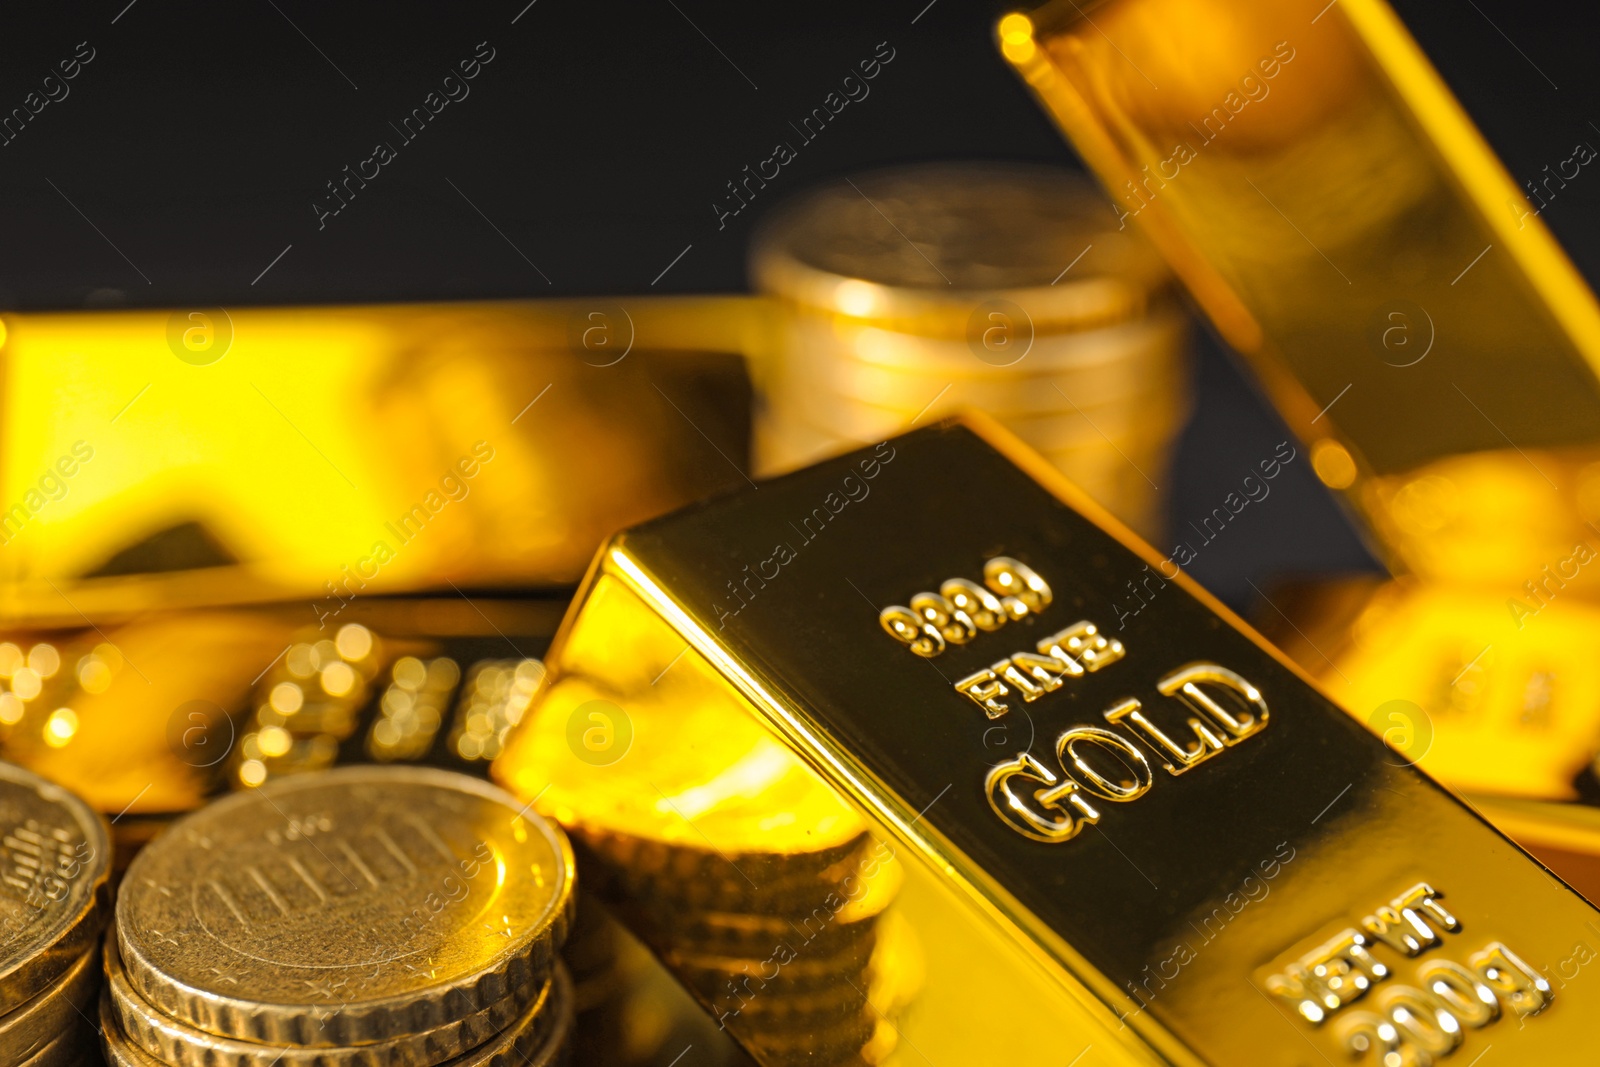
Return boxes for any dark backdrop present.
[1,0,1591,608]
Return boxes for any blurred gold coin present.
[752,162,1169,334]
[115,766,574,1046]
[746,162,1188,539]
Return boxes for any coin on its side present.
[100,967,575,1067]
[0,761,111,1010]
[105,932,554,1067]
[116,766,574,1046]
[0,946,99,1058]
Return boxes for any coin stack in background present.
[230,622,388,789]
[0,762,111,1066]
[99,766,576,1067]
[750,162,1188,539]
[497,673,922,1067]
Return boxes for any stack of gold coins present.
[749,162,1187,538]
[0,762,111,1066]
[99,766,576,1067]
[496,676,921,1067]
[231,623,386,790]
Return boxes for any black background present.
[1,0,1594,608]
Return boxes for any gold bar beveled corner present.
[496,416,1600,1066]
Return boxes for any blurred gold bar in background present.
[1002,0,1600,805]
[0,300,754,618]
[496,418,1600,1066]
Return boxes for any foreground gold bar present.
[496,419,1599,1066]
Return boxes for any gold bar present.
[999,0,1600,809]
[495,418,1599,1065]
[999,0,1600,486]
[0,299,753,620]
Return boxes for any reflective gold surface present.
[499,574,911,1064]
[496,419,1600,1065]
[1001,0,1600,483]
[1002,0,1600,823]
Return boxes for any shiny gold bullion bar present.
[496,418,1600,1066]
[998,0,1600,805]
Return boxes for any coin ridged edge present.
[453,964,572,1067]
[106,933,553,1067]
[101,966,575,1067]
[114,767,575,1047]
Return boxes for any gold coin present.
[100,966,573,1067]
[0,946,99,1060]
[511,673,866,863]
[705,971,871,1032]
[769,339,1183,414]
[0,761,111,1010]
[665,934,877,999]
[736,1009,879,1067]
[723,914,921,1067]
[769,369,1185,438]
[780,379,1184,445]
[583,828,883,916]
[769,305,1184,379]
[751,162,1171,335]
[632,843,902,959]
[104,932,553,1067]
[116,766,574,1046]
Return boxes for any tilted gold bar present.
[999,0,1600,806]
[495,418,1599,1065]
[999,0,1600,486]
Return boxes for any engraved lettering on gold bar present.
[1056,726,1153,802]
[1360,882,1461,957]
[981,663,1271,841]
[984,751,1102,843]
[1268,883,1552,1062]
[1266,930,1389,1023]
[1037,621,1123,673]
[880,556,1053,658]
[1104,697,1227,776]
[952,619,1120,718]
[1156,662,1268,743]
[954,668,1009,719]
[1469,942,1553,1019]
